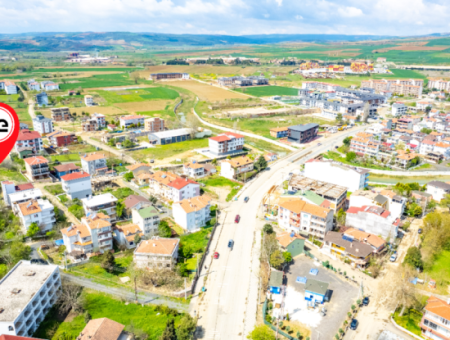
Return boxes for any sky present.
[1,0,450,36]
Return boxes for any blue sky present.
[1,0,449,36]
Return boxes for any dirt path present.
[35,184,80,225]
[21,88,36,119]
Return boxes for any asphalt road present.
[192,125,368,340]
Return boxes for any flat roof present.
[288,175,347,200]
[81,193,118,207]
[9,189,42,204]
[149,128,192,139]
[288,123,319,132]
[0,261,58,322]
[305,278,329,296]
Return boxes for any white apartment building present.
[0,260,61,337]
[134,237,180,270]
[208,132,245,156]
[84,95,94,106]
[17,199,55,233]
[428,79,450,91]
[278,199,334,240]
[1,181,34,206]
[427,181,450,202]
[183,161,206,178]
[15,130,43,154]
[113,224,143,249]
[392,103,407,117]
[61,171,92,200]
[350,136,380,158]
[0,80,17,94]
[433,142,450,159]
[131,206,160,236]
[346,205,398,240]
[420,296,450,340]
[220,156,254,181]
[380,189,407,219]
[91,113,106,128]
[61,214,113,256]
[27,79,40,91]
[32,115,54,135]
[81,152,107,175]
[304,159,369,191]
[172,196,212,232]
[420,140,435,155]
[147,171,200,202]
[9,189,43,214]
[40,81,59,91]
[119,115,145,129]
[81,194,118,222]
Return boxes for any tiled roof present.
[81,152,106,162]
[15,183,34,191]
[435,142,450,148]
[17,130,42,141]
[61,223,90,238]
[343,228,386,249]
[424,296,450,321]
[324,231,373,257]
[209,135,230,142]
[276,231,304,248]
[175,195,211,213]
[279,199,330,218]
[120,115,145,121]
[126,163,150,171]
[221,156,253,168]
[347,205,390,219]
[78,318,125,340]
[124,195,150,209]
[24,156,48,165]
[18,200,42,216]
[184,162,204,169]
[61,171,90,182]
[54,163,80,172]
[135,238,179,255]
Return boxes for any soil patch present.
[114,100,172,112]
[164,80,248,101]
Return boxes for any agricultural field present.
[235,85,299,97]
[95,87,179,105]
[164,80,248,101]
[58,73,139,90]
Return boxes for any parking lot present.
[284,255,359,339]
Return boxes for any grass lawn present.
[179,227,212,257]
[95,87,179,104]
[198,176,243,202]
[131,138,209,161]
[65,144,97,154]
[35,67,140,73]
[393,308,423,337]
[50,154,81,162]
[235,85,298,97]
[34,291,183,340]
[412,163,432,171]
[324,151,392,171]
[424,250,450,288]
[58,73,136,90]
[17,109,32,125]
[44,184,64,195]
[185,254,199,271]
[103,187,134,199]
[0,167,28,182]
[137,109,176,120]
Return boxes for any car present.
[228,239,234,248]
[53,160,60,165]
[350,319,358,330]
[335,146,339,149]
[390,254,397,262]
[235,215,240,223]
[40,244,49,250]
[418,228,423,234]
[363,297,369,306]
[213,252,219,259]
[150,159,154,163]
[244,197,249,203]
[317,143,322,146]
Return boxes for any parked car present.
[150,159,154,163]
[213,252,219,259]
[228,240,234,248]
[235,215,240,223]
[244,197,249,203]
[390,254,397,262]
[317,143,322,146]
[335,146,339,149]
[350,319,358,330]
[40,244,49,250]
[363,297,369,306]
[418,228,423,234]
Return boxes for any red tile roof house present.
[123,194,151,218]
[77,318,127,340]
[14,130,43,158]
[420,296,450,340]
[208,132,245,156]
[1,181,34,206]
[147,171,200,202]
[345,205,398,240]
[24,156,50,180]
[61,171,92,200]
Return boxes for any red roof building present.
[61,171,90,181]
[208,132,245,156]
[346,205,397,240]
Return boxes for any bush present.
[263,224,274,234]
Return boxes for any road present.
[82,136,137,164]
[20,88,36,120]
[192,125,368,340]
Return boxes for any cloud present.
[275,0,283,6]
[295,15,303,20]
[338,6,363,18]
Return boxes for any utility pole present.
[185,277,187,300]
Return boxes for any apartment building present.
[149,73,189,80]
[15,130,43,157]
[131,206,160,236]
[32,115,53,135]
[123,195,151,218]
[392,103,407,116]
[61,214,113,256]
[346,205,398,240]
[144,117,165,132]
[40,81,59,91]
[24,156,49,180]
[134,237,180,270]
[278,199,333,240]
[81,194,118,222]
[27,79,40,91]
[287,124,319,144]
[119,115,145,129]
[323,231,373,267]
[208,132,245,156]
[380,189,407,219]
[301,81,340,92]
[434,142,450,159]
[84,95,94,106]
[148,128,192,145]
[54,163,80,179]
[361,79,424,97]
[0,80,17,94]
[270,127,289,138]
[61,171,92,200]
[147,171,200,202]
[35,92,48,107]
[51,108,71,121]
[217,76,268,87]
[427,181,450,202]
[220,156,254,181]
[420,296,450,340]
[81,152,107,175]
[9,189,43,214]
[183,161,206,178]
[113,224,143,249]
[428,79,450,91]
[17,199,55,233]
[304,159,369,191]
[172,195,212,232]
[0,261,61,337]
[350,136,380,158]
[81,120,98,132]
[48,131,78,147]
[91,113,106,128]
[396,152,420,169]
[397,118,414,130]
[1,182,34,206]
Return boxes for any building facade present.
[131,206,160,236]
[134,238,180,270]
[147,171,200,202]
[183,162,206,178]
[24,156,49,180]
[144,117,165,132]
[81,153,108,175]
[287,124,319,144]
[81,194,118,222]
[208,132,245,156]
[17,199,55,233]
[427,181,450,202]
[15,130,43,157]
[61,171,92,200]
[220,156,254,181]
[172,196,212,232]
[119,115,145,129]
[51,108,71,121]
[420,296,450,340]
[148,128,192,145]
[346,205,398,240]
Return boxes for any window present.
[8,326,13,331]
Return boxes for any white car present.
[390,254,397,262]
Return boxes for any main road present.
[192,125,368,340]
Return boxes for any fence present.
[262,300,296,340]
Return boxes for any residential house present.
[220,156,254,181]
[125,163,152,177]
[392,103,407,116]
[269,271,283,294]
[81,193,118,222]
[24,156,49,180]
[77,318,126,340]
[54,163,79,179]
[287,123,319,144]
[15,130,43,158]
[0,260,61,337]
[113,224,143,249]
[81,153,107,176]
[342,228,386,254]
[305,279,329,304]
[427,181,450,202]
[276,231,305,257]
[148,128,192,145]
[27,79,40,91]
[396,151,420,169]
[350,136,380,158]
[144,117,165,132]
[119,115,145,129]
[147,171,200,202]
[412,191,433,206]
[9,189,43,214]
[1,181,34,206]
[17,199,55,233]
[131,206,160,236]
[123,195,151,219]
[420,140,436,156]
[397,118,413,130]
[51,107,71,121]
[84,95,94,106]
[346,205,399,240]
[323,231,373,267]
[172,196,212,232]
[35,92,48,107]
[183,161,206,178]
[47,131,78,147]
[19,123,28,130]
[349,190,389,210]
[0,80,17,94]
[134,237,180,270]
[61,171,92,200]
[90,113,106,129]
[420,296,450,340]
[203,163,217,176]
[81,119,98,132]
[41,81,59,91]
[264,153,278,162]
[434,142,450,159]
[208,132,245,156]
[380,189,407,219]
[270,127,289,138]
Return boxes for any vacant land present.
[198,176,243,201]
[164,80,248,101]
[58,73,137,90]
[0,167,27,183]
[236,85,299,97]
[96,87,179,105]
[115,101,173,112]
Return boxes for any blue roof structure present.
[296,276,307,284]
[309,268,319,276]
[55,239,64,246]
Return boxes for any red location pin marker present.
[0,103,20,165]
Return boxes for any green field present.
[96,87,179,104]
[179,227,212,257]
[44,184,64,195]
[393,308,423,337]
[424,250,450,287]
[137,109,175,120]
[131,138,209,161]
[35,67,140,73]
[58,73,137,90]
[236,85,299,97]
[50,154,81,162]
[198,176,243,201]
[0,167,28,183]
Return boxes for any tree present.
[283,252,292,263]
[346,152,357,163]
[124,172,134,182]
[158,220,172,237]
[116,201,125,218]
[263,224,274,234]
[255,155,268,171]
[336,113,343,122]
[343,136,353,147]
[176,314,197,340]
[134,234,141,245]
[247,324,275,340]
[270,250,284,270]
[210,217,216,226]
[177,263,189,277]
[10,241,31,263]
[27,222,41,237]
[130,71,141,84]
[160,319,177,340]
[404,246,423,269]
[337,208,346,226]
[57,282,83,313]
[101,251,115,273]
[421,128,433,134]
[122,139,134,148]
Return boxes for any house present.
[82,119,98,132]
[61,214,113,257]
[346,205,398,240]
[48,131,78,147]
[54,163,80,179]
[269,270,283,294]
[270,127,289,138]
[220,156,254,181]
[15,130,43,158]
[131,206,160,236]
[19,123,28,130]
[278,199,334,240]
[304,159,369,191]
[397,118,413,130]
[0,260,61,337]
[183,161,206,178]
[91,113,106,128]
[32,115,54,135]
[123,195,151,218]
[305,279,329,304]
[51,107,71,121]
[203,163,217,176]
[144,117,165,132]
[150,73,189,80]
[148,128,192,145]
[392,103,407,117]
[208,132,245,156]
[342,228,386,254]
[61,171,92,200]
[420,296,450,340]
[24,156,49,180]
[412,191,433,205]
[119,115,145,129]
[264,153,278,162]
[17,199,55,233]
[323,231,373,267]
[427,181,450,202]
[147,171,200,202]
[350,136,380,158]
[380,189,407,219]
[134,237,180,270]
[27,79,40,91]
[434,142,450,159]
[0,80,17,94]
[41,82,59,91]
[420,140,436,156]
[84,95,94,106]
[81,153,108,176]
[396,152,420,169]
[287,123,319,144]
[125,163,152,177]
[35,92,48,107]
[113,224,144,249]
[1,181,34,206]
[107,124,117,131]
[276,231,305,257]
[77,318,126,340]
[172,196,212,232]
[9,189,43,214]
[349,190,389,210]
[81,193,118,222]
